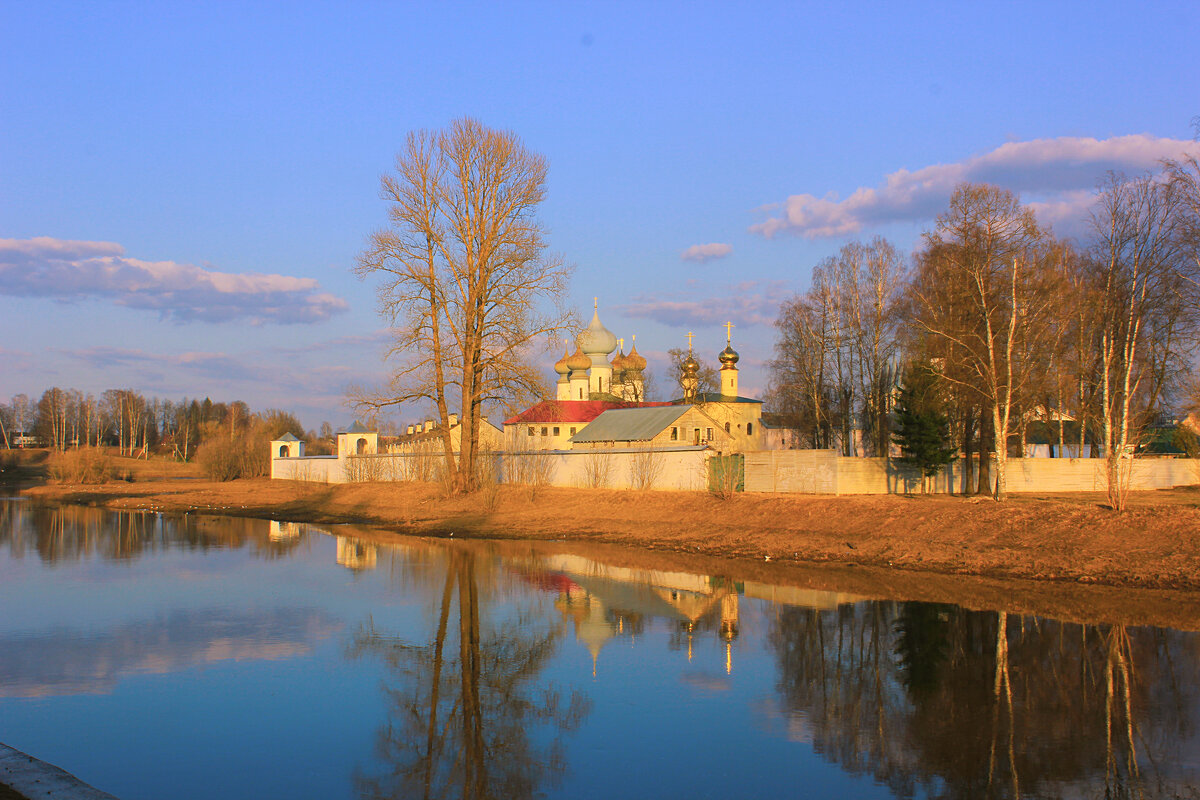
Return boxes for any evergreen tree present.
[891,364,957,493]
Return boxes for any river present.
[1,499,1198,799]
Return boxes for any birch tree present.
[909,184,1056,500]
[1090,172,1188,510]
[356,118,573,493]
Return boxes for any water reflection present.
[348,547,590,800]
[0,607,341,698]
[3,501,1200,799]
[0,502,306,562]
[771,603,1200,798]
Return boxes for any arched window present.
[356,437,368,455]
[724,422,730,434]
[747,423,753,435]
[279,444,289,458]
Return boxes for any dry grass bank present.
[21,475,1200,591]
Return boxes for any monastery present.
[503,302,763,453]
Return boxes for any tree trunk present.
[977,408,992,496]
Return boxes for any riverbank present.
[19,474,1200,591]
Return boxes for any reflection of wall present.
[336,536,377,571]
[0,608,341,698]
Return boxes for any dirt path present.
[21,477,1200,591]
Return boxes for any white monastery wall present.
[740,454,1200,495]
[272,447,709,491]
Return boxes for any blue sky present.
[2,1,1198,429]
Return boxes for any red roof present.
[504,399,672,425]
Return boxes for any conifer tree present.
[892,363,957,493]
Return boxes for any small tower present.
[567,346,591,401]
[579,299,617,395]
[337,421,378,457]
[719,321,739,398]
[681,332,699,404]
[272,431,304,459]
[554,344,572,401]
[624,335,647,401]
[610,338,628,399]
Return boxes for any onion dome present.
[554,346,572,376]
[719,343,739,367]
[625,342,647,372]
[566,345,591,374]
[682,353,699,375]
[610,346,628,372]
[579,306,617,356]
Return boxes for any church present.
[503,302,763,452]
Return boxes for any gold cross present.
[594,297,598,310]
[724,320,734,343]
[686,331,694,351]
[617,337,624,352]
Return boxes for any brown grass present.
[20,476,1200,592]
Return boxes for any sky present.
[2,1,1198,429]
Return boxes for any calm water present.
[1,500,1198,799]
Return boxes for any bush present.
[47,448,116,484]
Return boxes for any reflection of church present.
[537,554,742,676]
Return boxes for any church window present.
[528,426,534,436]
[725,422,730,433]
[541,426,548,436]
[570,427,577,436]
[747,422,753,435]
[670,427,678,441]
[553,426,560,436]
[706,428,713,441]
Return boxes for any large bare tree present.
[909,184,1058,500]
[1090,172,1190,510]
[356,118,573,493]
[769,238,905,455]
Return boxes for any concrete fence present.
[274,447,1200,495]
[272,447,710,491]
[743,450,1200,495]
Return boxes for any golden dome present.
[554,345,572,375]
[718,344,739,366]
[566,345,591,373]
[625,343,647,371]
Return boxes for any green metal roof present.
[570,405,691,443]
[276,432,300,442]
[342,421,372,434]
[669,393,763,404]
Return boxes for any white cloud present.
[751,135,1200,239]
[0,237,348,323]
[680,242,733,263]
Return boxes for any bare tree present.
[909,184,1057,500]
[1090,172,1189,510]
[356,118,574,493]
[770,238,905,454]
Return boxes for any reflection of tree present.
[771,601,1200,799]
[349,549,590,800]
[0,502,307,563]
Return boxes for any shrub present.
[47,448,116,484]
